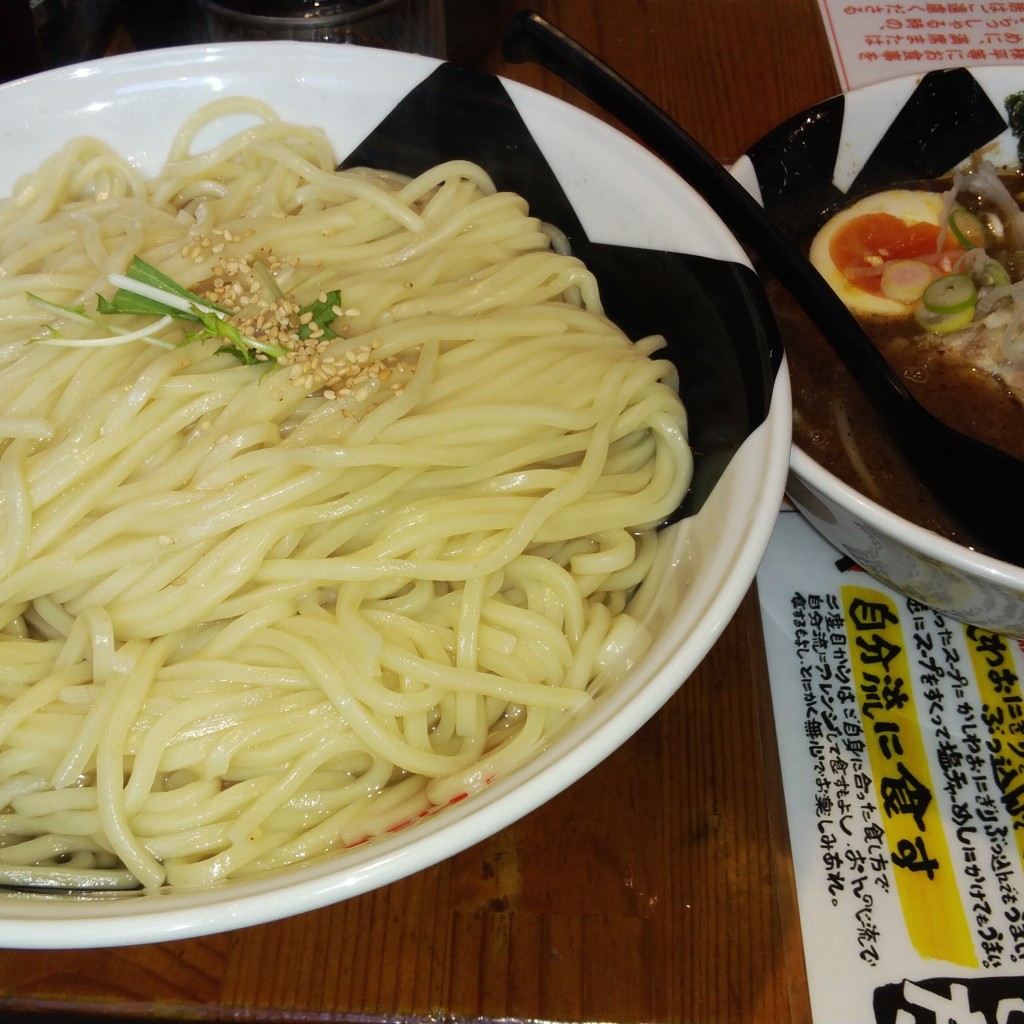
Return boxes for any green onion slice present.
[880,259,934,303]
[948,207,986,249]
[921,273,977,314]
[974,258,1012,289]
[914,301,975,334]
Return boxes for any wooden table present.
[0,1,840,1020]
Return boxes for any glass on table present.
[193,0,446,57]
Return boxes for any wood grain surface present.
[0,1,841,1019]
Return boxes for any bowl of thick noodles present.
[0,41,789,947]
[733,66,1024,637]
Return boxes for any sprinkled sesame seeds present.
[184,241,409,408]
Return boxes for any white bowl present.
[0,41,789,947]
[732,65,1024,637]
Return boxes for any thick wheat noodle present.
[0,96,692,890]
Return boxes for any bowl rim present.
[789,445,1024,589]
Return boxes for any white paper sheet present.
[816,0,1024,90]
[759,508,1024,1023]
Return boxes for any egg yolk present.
[829,212,963,295]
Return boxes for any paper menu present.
[816,0,1024,91]
[758,509,1024,1023]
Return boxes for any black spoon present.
[502,10,1024,566]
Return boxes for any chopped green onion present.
[880,260,935,303]
[948,207,986,249]
[972,257,1012,289]
[914,301,975,334]
[922,273,977,314]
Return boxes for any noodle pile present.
[0,97,691,890]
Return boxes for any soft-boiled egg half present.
[810,189,964,317]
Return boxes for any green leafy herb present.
[184,310,262,365]
[100,256,286,363]
[28,287,178,349]
[298,289,341,342]
[29,256,342,371]
[26,293,91,323]
[99,256,230,321]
